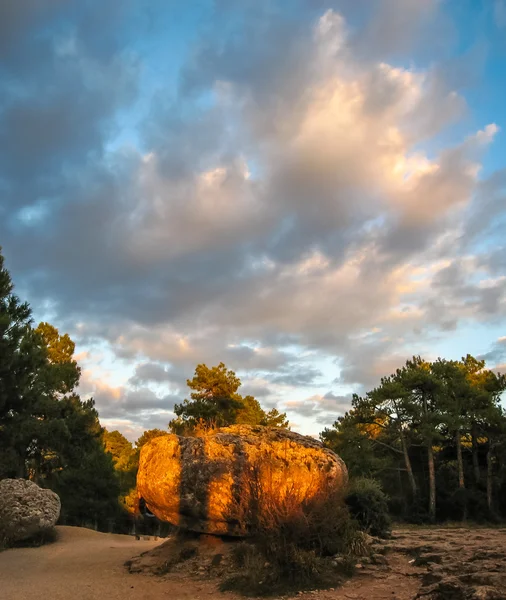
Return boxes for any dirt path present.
[0,526,222,600]
[1,526,504,600]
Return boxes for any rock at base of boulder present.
[0,478,61,544]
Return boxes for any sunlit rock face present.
[137,425,347,536]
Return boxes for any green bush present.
[345,477,391,538]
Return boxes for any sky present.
[1,0,505,441]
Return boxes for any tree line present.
[321,356,506,522]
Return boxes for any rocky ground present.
[127,527,506,600]
[385,527,506,600]
[0,525,505,599]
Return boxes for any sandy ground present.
[0,526,218,600]
[1,526,505,600]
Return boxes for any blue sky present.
[1,0,505,440]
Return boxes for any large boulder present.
[137,425,347,536]
[0,479,61,544]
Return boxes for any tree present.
[35,322,80,394]
[101,429,140,516]
[364,379,419,500]
[0,247,123,527]
[322,352,506,523]
[396,358,443,521]
[262,407,290,428]
[428,356,506,518]
[0,248,49,478]
[459,355,506,507]
[431,359,471,495]
[171,362,243,432]
[103,429,135,472]
[170,362,289,434]
[136,428,170,450]
[321,410,392,479]
[235,395,268,426]
[49,396,121,527]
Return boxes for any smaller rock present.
[0,479,60,544]
[332,556,348,569]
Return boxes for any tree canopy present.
[170,362,289,434]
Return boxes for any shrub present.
[221,461,369,596]
[345,477,391,538]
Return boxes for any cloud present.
[1,1,504,437]
[0,2,138,218]
[129,362,176,386]
[283,391,352,423]
[79,371,178,430]
[479,337,506,366]
[269,366,323,387]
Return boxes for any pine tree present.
[0,248,48,478]
[170,362,289,433]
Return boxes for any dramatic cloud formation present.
[1,0,505,439]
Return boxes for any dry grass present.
[220,461,369,596]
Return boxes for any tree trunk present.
[422,391,436,522]
[471,423,480,484]
[456,430,467,520]
[486,444,493,514]
[456,429,465,489]
[428,443,436,522]
[400,430,417,498]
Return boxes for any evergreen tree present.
[0,247,122,527]
[103,429,135,472]
[321,409,392,478]
[50,397,121,527]
[262,407,290,428]
[136,428,170,450]
[0,248,50,478]
[363,379,419,500]
[395,357,440,522]
[170,362,289,434]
